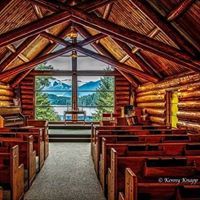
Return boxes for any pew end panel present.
[0,145,24,200]
[0,187,2,200]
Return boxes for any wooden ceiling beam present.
[11,25,72,87]
[78,33,106,46]
[75,24,141,87]
[76,46,158,83]
[0,0,113,48]
[0,35,38,72]
[28,0,114,13]
[167,0,195,21]
[0,12,71,48]
[32,4,44,18]
[114,39,163,79]
[103,3,113,19]
[41,32,71,47]
[128,0,199,57]
[68,7,199,72]
[0,46,74,81]
[6,44,30,63]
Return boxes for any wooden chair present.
[0,145,24,200]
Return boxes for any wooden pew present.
[108,148,200,200]
[100,139,200,192]
[91,124,170,156]
[92,128,187,161]
[119,168,200,200]
[0,187,2,200]
[0,145,24,200]
[92,129,190,175]
[0,135,36,188]
[27,120,49,159]
[176,185,200,200]
[0,130,44,171]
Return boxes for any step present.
[49,137,90,143]
[49,125,91,130]
[49,134,91,138]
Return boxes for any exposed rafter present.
[103,3,113,19]
[70,13,200,72]
[76,46,158,83]
[6,44,30,62]
[0,12,71,48]
[29,0,200,72]
[114,39,163,79]
[11,25,72,87]
[167,0,195,21]
[0,46,74,81]
[75,24,141,87]
[128,0,199,56]
[0,35,39,72]
[2,34,149,83]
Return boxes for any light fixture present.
[70,50,77,58]
[67,26,78,39]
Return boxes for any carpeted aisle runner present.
[25,143,106,200]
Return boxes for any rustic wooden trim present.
[76,46,158,82]
[129,0,199,56]
[0,46,74,81]
[69,11,199,72]
[167,0,195,21]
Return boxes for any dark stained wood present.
[70,14,200,72]
[76,46,158,82]
[113,39,162,79]
[129,0,199,56]
[0,12,71,48]
[30,0,200,71]
[75,24,139,87]
[0,46,74,81]
[0,35,39,72]
[167,0,196,21]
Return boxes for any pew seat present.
[119,168,200,200]
[0,145,24,200]
[0,135,36,188]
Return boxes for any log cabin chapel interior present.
[0,0,200,200]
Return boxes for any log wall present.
[115,73,131,116]
[136,72,200,132]
[19,74,35,119]
[0,83,14,107]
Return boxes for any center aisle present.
[25,143,106,200]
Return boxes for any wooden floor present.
[24,142,105,200]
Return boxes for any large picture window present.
[35,76,72,121]
[35,75,114,122]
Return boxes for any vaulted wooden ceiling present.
[0,0,199,87]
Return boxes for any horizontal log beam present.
[76,46,158,82]
[129,0,199,56]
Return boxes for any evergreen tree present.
[93,76,114,121]
[35,63,60,121]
